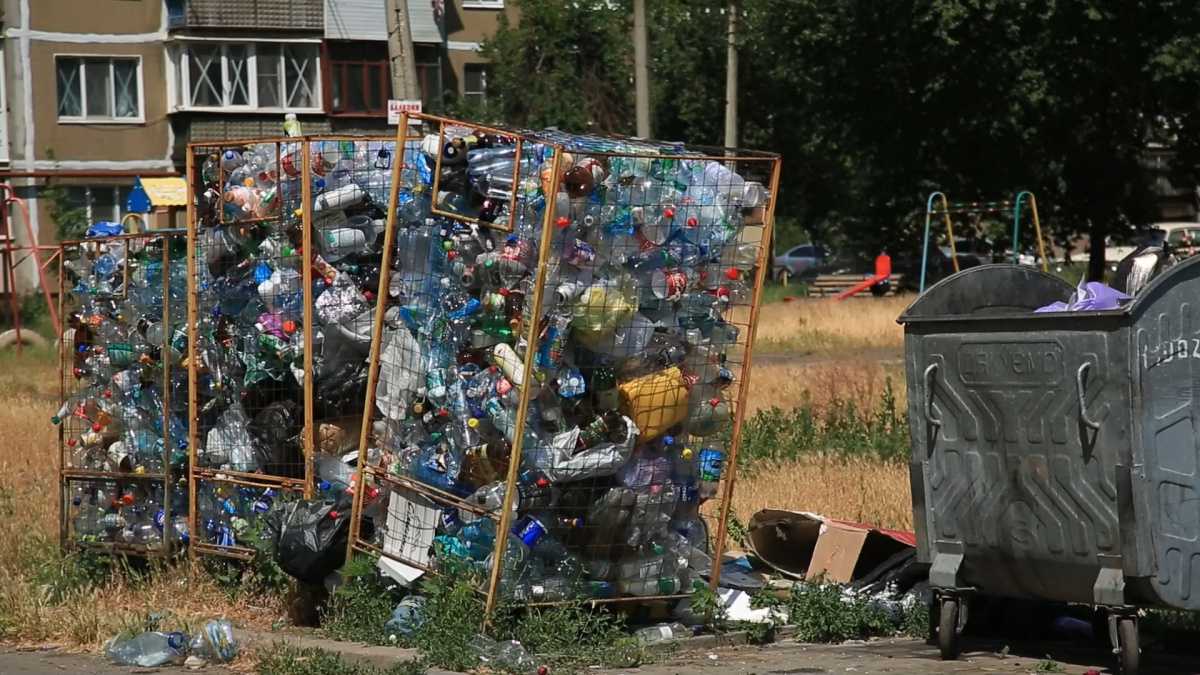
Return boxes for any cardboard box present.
[746,509,915,583]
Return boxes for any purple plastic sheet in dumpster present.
[1035,280,1128,313]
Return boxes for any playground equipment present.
[0,182,61,355]
[830,252,892,300]
[918,191,1048,293]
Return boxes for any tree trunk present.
[1087,218,1108,281]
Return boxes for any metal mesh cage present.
[349,113,781,613]
[58,230,191,556]
[186,135,399,560]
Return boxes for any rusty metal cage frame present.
[185,134,402,561]
[347,111,782,617]
[58,229,190,558]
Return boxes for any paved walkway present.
[4,637,1197,674]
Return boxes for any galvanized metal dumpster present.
[900,261,1200,675]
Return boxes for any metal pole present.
[633,0,651,138]
[723,0,739,149]
[384,0,420,101]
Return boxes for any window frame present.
[463,63,489,106]
[322,41,391,118]
[461,0,505,8]
[55,54,145,124]
[60,185,132,225]
[173,40,323,114]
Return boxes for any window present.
[57,186,134,224]
[464,64,488,107]
[787,245,813,258]
[56,56,142,122]
[326,42,391,116]
[176,42,320,111]
[461,0,505,8]
[415,47,443,113]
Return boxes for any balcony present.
[166,0,323,31]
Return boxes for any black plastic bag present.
[262,495,352,584]
[248,399,303,478]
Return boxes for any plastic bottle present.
[189,619,238,663]
[385,596,426,641]
[104,631,187,667]
[634,622,690,643]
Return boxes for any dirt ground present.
[5,638,1197,675]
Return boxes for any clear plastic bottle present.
[633,622,690,643]
[104,631,187,667]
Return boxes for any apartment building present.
[0,0,512,279]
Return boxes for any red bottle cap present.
[710,397,720,406]
[725,267,739,280]
[447,250,456,260]
[555,217,570,228]
[103,389,112,398]
[663,207,675,218]
[92,423,102,432]
[686,217,698,227]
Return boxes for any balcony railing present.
[166,0,323,31]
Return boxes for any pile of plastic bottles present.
[58,231,192,549]
[361,124,769,602]
[189,135,405,550]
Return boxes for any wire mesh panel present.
[186,136,403,560]
[58,230,191,556]
[350,113,780,614]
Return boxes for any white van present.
[1156,222,1200,255]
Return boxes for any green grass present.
[759,282,812,303]
[321,561,642,674]
[737,379,909,467]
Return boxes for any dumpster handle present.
[923,364,942,428]
[1077,362,1101,430]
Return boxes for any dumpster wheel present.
[1117,616,1139,675]
[937,598,960,660]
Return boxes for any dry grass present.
[743,358,906,414]
[0,349,283,651]
[731,454,912,531]
[749,296,908,352]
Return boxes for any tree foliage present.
[478,0,1200,277]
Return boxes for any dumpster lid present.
[898,264,1075,323]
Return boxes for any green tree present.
[472,0,1200,277]
[478,0,634,133]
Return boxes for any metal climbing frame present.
[1,183,61,354]
[918,191,1049,292]
[185,135,399,561]
[347,112,782,617]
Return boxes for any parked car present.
[772,244,829,282]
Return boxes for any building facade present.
[0,0,510,274]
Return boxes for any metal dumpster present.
[900,261,1200,675]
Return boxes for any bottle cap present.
[663,207,675,218]
[555,217,570,228]
[725,267,739,280]
[686,217,698,227]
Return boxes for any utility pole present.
[723,0,738,149]
[384,0,419,101]
[633,0,650,138]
